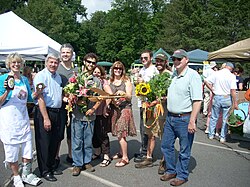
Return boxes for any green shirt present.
[167,67,203,113]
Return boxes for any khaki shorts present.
[144,116,166,138]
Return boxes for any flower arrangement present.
[135,72,172,128]
[63,70,97,113]
[135,72,172,102]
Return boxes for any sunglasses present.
[155,59,165,63]
[85,60,96,65]
[172,57,183,61]
[114,67,123,71]
[140,57,148,61]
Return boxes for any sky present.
[81,0,112,18]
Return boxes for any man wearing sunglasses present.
[161,49,202,186]
[71,53,102,176]
[134,50,159,163]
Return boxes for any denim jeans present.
[161,114,194,180]
[209,95,232,139]
[71,118,94,167]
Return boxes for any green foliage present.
[147,72,172,101]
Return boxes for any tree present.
[15,0,86,53]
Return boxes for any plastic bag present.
[243,114,250,138]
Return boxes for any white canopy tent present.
[0,11,61,62]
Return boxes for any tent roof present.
[187,49,208,63]
[208,38,250,62]
[97,61,113,67]
[0,11,61,61]
[153,48,171,59]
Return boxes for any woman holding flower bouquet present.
[109,61,137,167]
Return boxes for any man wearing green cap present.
[161,49,203,186]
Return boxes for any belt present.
[168,112,191,117]
[46,107,60,113]
[35,106,61,113]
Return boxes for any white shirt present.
[137,65,159,107]
[139,65,159,82]
[205,68,237,95]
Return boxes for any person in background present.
[161,49,202,186]
[33,53,63,182]
[92,65,113,167]
[233,67,244,91]
[22,66,34,90]
[109,61,137,167]
[135,53,172,174]
[32,63,39,73]
[134,50,159,163]
[55,43,78,168]
[71,53,101,176]
[202,61,217,118]
[0,53,41,187]
[204,62,238,143]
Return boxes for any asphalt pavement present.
[1,94,250,187]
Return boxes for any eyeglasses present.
[155,59,165,63]
[140,57,148,61]
[172,57,183,61]
[114,67,123,71]
[11,61,21,64]
[85,60,96,65]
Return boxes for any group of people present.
[202,61,239,143]
[0,46,206,187]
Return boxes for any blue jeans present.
[161,114,194,180]
[71,118,94,167]
[209,95,232,139]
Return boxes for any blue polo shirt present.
[33,68,62,108]
[167,67,203,113]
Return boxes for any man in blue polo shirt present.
[161,49,202,186]
[33,53,63,182]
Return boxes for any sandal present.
[99,158,111,167]
[112,153,122,160]
[92,153,101,160]
[115,159,129,167]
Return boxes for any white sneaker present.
[205,129,209,134]
[13,175,24,187]
[220,138,226,143]
[215,133,220,137]
[208,136,214,140]
[22,173,42,186]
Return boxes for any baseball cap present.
[155,53,167,61]
[210,61,217,68]
[172,49,188,59]
[226,62,234,69]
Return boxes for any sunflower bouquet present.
[63,70,97,113]
[136,72,172,128]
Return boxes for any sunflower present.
[140,83,151,96]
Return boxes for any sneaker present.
[220,138,226,143]
[84,163,95,172]
[134,154,147,163]
[205,129,209,134]
[215,132,220,137]
[22,173,42,186]
[208,136,214,140]
[158,160,165,175]
[72,166,81,176]
[135,158,153,168]
[13,175,24,187]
